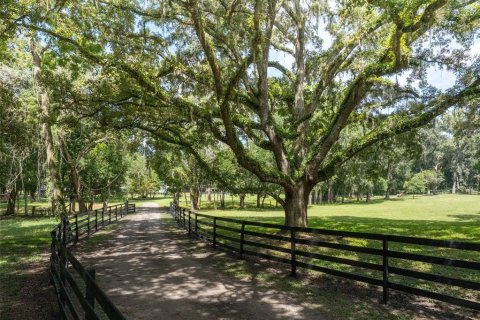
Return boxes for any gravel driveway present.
[76,203,327,320]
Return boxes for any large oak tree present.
[4,0,479,226]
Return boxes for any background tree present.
[127,154,160,199]
[404,173,426,199]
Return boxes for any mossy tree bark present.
[30,38,67,218]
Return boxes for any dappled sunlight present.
[74,204,327,319]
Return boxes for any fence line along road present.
[170,202,480,311]
[50,202,136,319]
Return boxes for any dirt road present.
[76,203,327,320]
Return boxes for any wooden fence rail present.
[50,202,135,319]
[170,202,480,311]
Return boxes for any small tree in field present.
[404,174,426,199]
[420,170,444,195]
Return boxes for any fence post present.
[194,213,198,237]
[101,207,104,227]
[62,216,67,246]
[183,209,186,228]
[239,222,245,258]
[59,252,66,310]
[115,205,118,221]
[75,214,79,242]
[60,217,67,308]
[382,237,389,304]
[85,269,96,320]
[109,207,111,224]
[188,211,191,235]
[213,217,217,249]
[50,230,57,279]
[290,227,296,276]
[95,210,98,231]
[87,212,90,235]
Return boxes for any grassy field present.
[179,193,480,241]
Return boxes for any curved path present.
[76,203,326,320]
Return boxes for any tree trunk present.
[385,191,390,200]
[6,188,17,215]
[71,197,76,212]
[385,162,392,200]
[283,184,311,227]
[30,190,37,202]
[452,172,457,194]
[190,186,200,210]
[207,187,212,203]
[433,163,440,195]
[213,191,217,210]
[316,188,322,205]
[239,194,245,208]
[328,180,334,203]
[256,193,261,207]
[220,190,225,209]
[31,38,67,218]
[59,138,86,213]
[173,192,180,205]
[310,190,316,205]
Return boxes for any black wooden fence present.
[170,202,480,311]
[50,202,136,319]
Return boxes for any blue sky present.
[268,25,480,92]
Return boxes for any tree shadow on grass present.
[447,213,480,222]
[0,217,59,320]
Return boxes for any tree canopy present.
[1,0,479,225]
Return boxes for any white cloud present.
[470,41,480,56]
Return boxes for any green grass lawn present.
[0,216,59,316]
